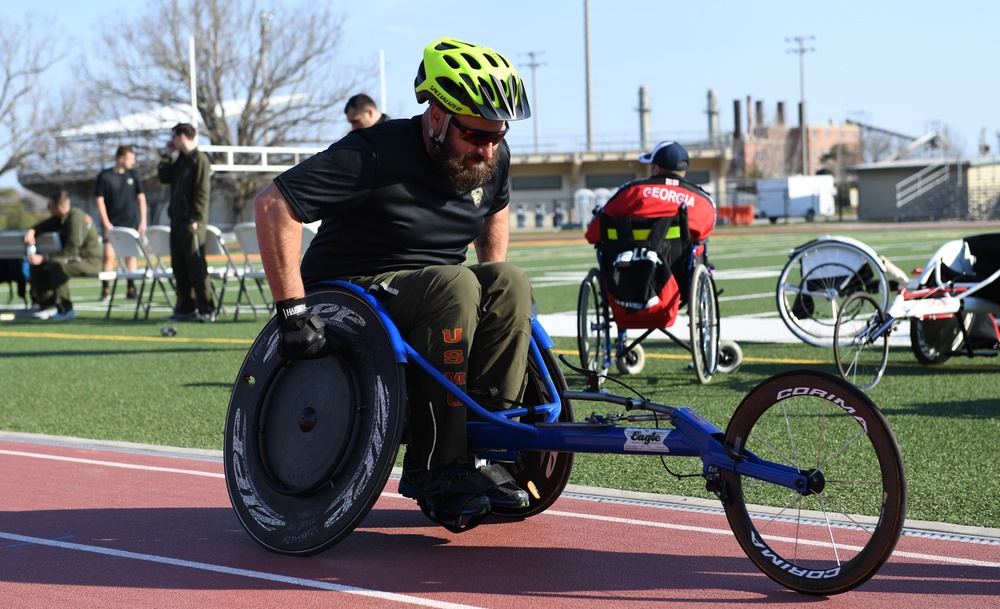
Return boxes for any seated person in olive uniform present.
[23,190,102,320]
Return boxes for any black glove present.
[276,297,327,360]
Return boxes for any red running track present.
[1,434,998,609]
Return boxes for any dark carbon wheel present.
[719,370,906,595]
[224,285,405,555]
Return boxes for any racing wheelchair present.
[577,209,742,384]
[833,233,1000,389]
[224,280,906,596]
[776,235,893,347]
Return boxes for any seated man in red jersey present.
[585,141,717,329]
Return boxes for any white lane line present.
[0,449,224,478]
[6,449,999,569]
[0,532,483,609]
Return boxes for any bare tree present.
[0,15,80,182]
[83,0,374,219]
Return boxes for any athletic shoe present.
[398,461,492,518]
[164,311,199,322]
[198,310,217,323]
[125,286,138,300]
[99,288,110,301]
[477,462,530,509]
[50,309,77,321]
[32,307,58,320]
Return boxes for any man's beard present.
[431,137,499,192]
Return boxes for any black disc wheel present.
[910,313,971,366]
[689,264,720,384]
[224,285,406,555]
[577,268,610,374]
[719,370,906,595]
[833,292,890,390]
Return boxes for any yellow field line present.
[0,331,253,345]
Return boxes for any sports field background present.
[1,221,998,529]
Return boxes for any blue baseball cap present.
[639,141,689,171]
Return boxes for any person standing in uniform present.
[95,145,147,300]
[253,38,533,529]
[157,122,216,323]
[23,190,102,320]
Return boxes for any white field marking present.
[7,448,999,569]
[0,532,485,609]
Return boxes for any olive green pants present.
[345,262,533,471]
[30,256,100,312]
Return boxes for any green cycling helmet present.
[414,37,531,121]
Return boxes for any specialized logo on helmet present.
[427,83,464,114]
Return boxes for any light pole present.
[521,51,545,154]
[786,35,814,175]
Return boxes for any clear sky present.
[4,0,999,188]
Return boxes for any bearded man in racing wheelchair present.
[585,141,717,329]
[252,38,534,531]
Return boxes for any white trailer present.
[757,175,837,223]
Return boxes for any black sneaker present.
[165,311,199,322]
[398,461,492,519]
[197,310,217,323]
[125,286,138,300]
[477,462,530,509]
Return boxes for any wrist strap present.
[276,297,308,323]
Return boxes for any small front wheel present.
[833,292,890,390]
[615,343,645,375]
[719,370,906,595]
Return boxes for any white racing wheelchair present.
[833,233,1000,389]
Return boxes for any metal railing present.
[201,145,325,173]
[895,160,950,208]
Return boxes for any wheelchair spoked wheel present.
[689,263,720,384]
[224,286,406,556]
[490,345,576,518]
[910,313,972,366]
[720,370,906,596]
[577,268,610,375]
[776,241,888,348]
[833,292,890,390]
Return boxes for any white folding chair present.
[301,221,319,254]
[233,222,272,320]
[104,228,172,320]
[144,225,179,306]
[205,225,242,317]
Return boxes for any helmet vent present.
[444,56,461,69]
[461,53,481,70]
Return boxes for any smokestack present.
[707,89,719,145]
[638,86,651,150]
[746,95,753,134]
[776,101,785,126]
[755,100,765,130]
[734,99,742,139]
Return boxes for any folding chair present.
[233,222,272,320]
[104,228,173,320]
[205,225,242,317]
[144,225,178,300]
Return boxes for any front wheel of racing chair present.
[223,284,407,556]
[833,291,890,390]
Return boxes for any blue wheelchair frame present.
[328,280,808,493]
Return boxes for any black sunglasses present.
[448,115,509,147]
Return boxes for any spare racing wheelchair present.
[224,280,906,596]
[577,206,742,384]
[833,233,1000,389]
